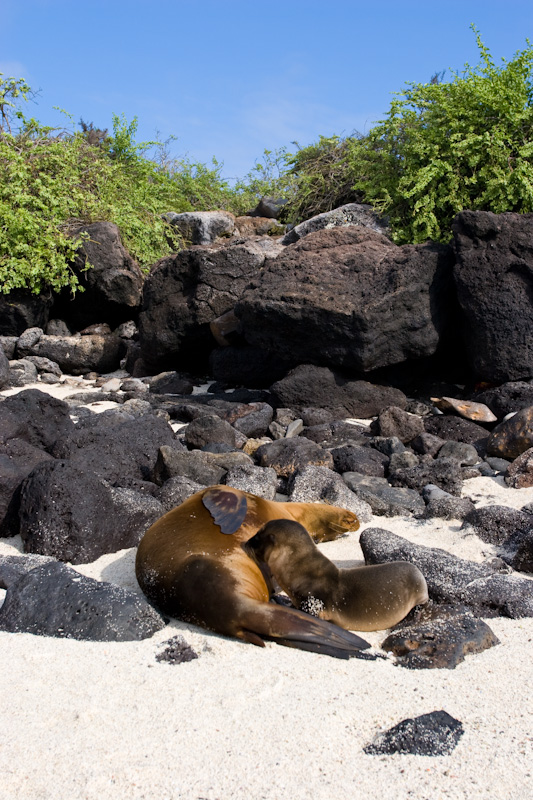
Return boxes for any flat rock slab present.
[0,561,166,641]
[364,710,464,756]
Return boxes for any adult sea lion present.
[244,519,429,632]
[135,485,370,657]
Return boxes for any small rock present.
[363,710,464,756]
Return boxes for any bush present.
[0,79,286,295]
[283,134,363,223]
[286,29,533,243]
[350,27,533,243]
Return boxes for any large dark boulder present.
[138,238,281,372]
[0,561,166,640]
[19,460,163,563]
[51,414,176,484]
[53,221,144,329]
[0,289,53,336]
[0,389,75,452]
[0,347,9,389]
[270,364,407,417]
[453,211,533,382]
[236,227,457,373]
[0,439,54,535]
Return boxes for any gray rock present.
[437,440,480,465]
[282,203,389,245]
[289,466,372,523]
[8,358,38,387]
[360,528,533,617]
[343,473,425,517]
[224,464,278,500]
[0,561,166,641]
[164,210,235,244]
[363,710,464,756]
[156,476,205,511]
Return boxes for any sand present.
[1,383,532,799]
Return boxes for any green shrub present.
[286,29,533,243]
[283,135,362,223]
[350,28,533,243]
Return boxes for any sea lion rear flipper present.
[244,604,373,660]
[202,487,248,535]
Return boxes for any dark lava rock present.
[423,414,489,453]
[453,210,533,382]
[370,406,425,443]
[236,227,457,373]
[231,402,274,439]
[183,414,239,450]
[330,443,389,477]
[51,414,176,484]
[437,440,479,465]
[461,505,533,546]
[19,460,163,563]
[271,364,407,417]
[303,420,370,447]
[209,345,292,388]
[224,464,278,500]
[149,371,194,395]
[343,473,425,517]
[411,431,446,457]
[0,553,56,589]
[506,447,533,489]
[0,438,54,535]
[424,493,476,521]
[288,465,372,524]
[0,289,53,336]
[153,446,227,486]
[359,528,533,617]
[382,605,499,669]
[474,381,533,419]
[54,221,144,330]
[0,561,166,641]
[486,407,533,460]
[0,347,9,389]
[155,635,198,664]
[1,388,76,453]
[138,238,273,371]
[156,476,206,511]
[255,437,333,478]
[509,531,533,573]
[363,710,464,756]
[388,457,469,496]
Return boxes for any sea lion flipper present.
[202,487,248,535]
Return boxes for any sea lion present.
[135,485,370,657]
[244,519,429,632]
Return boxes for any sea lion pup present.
[244,519,429,632]
[136,485,370,657]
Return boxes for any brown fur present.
[135,486,369,656]
[245,519,429,632]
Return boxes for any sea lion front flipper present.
[202,487,248,535]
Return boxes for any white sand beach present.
[1,472,532,800]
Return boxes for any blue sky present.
[1,0,532,181]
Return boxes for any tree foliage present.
[0,79,285,295]
[286,28,533,243]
